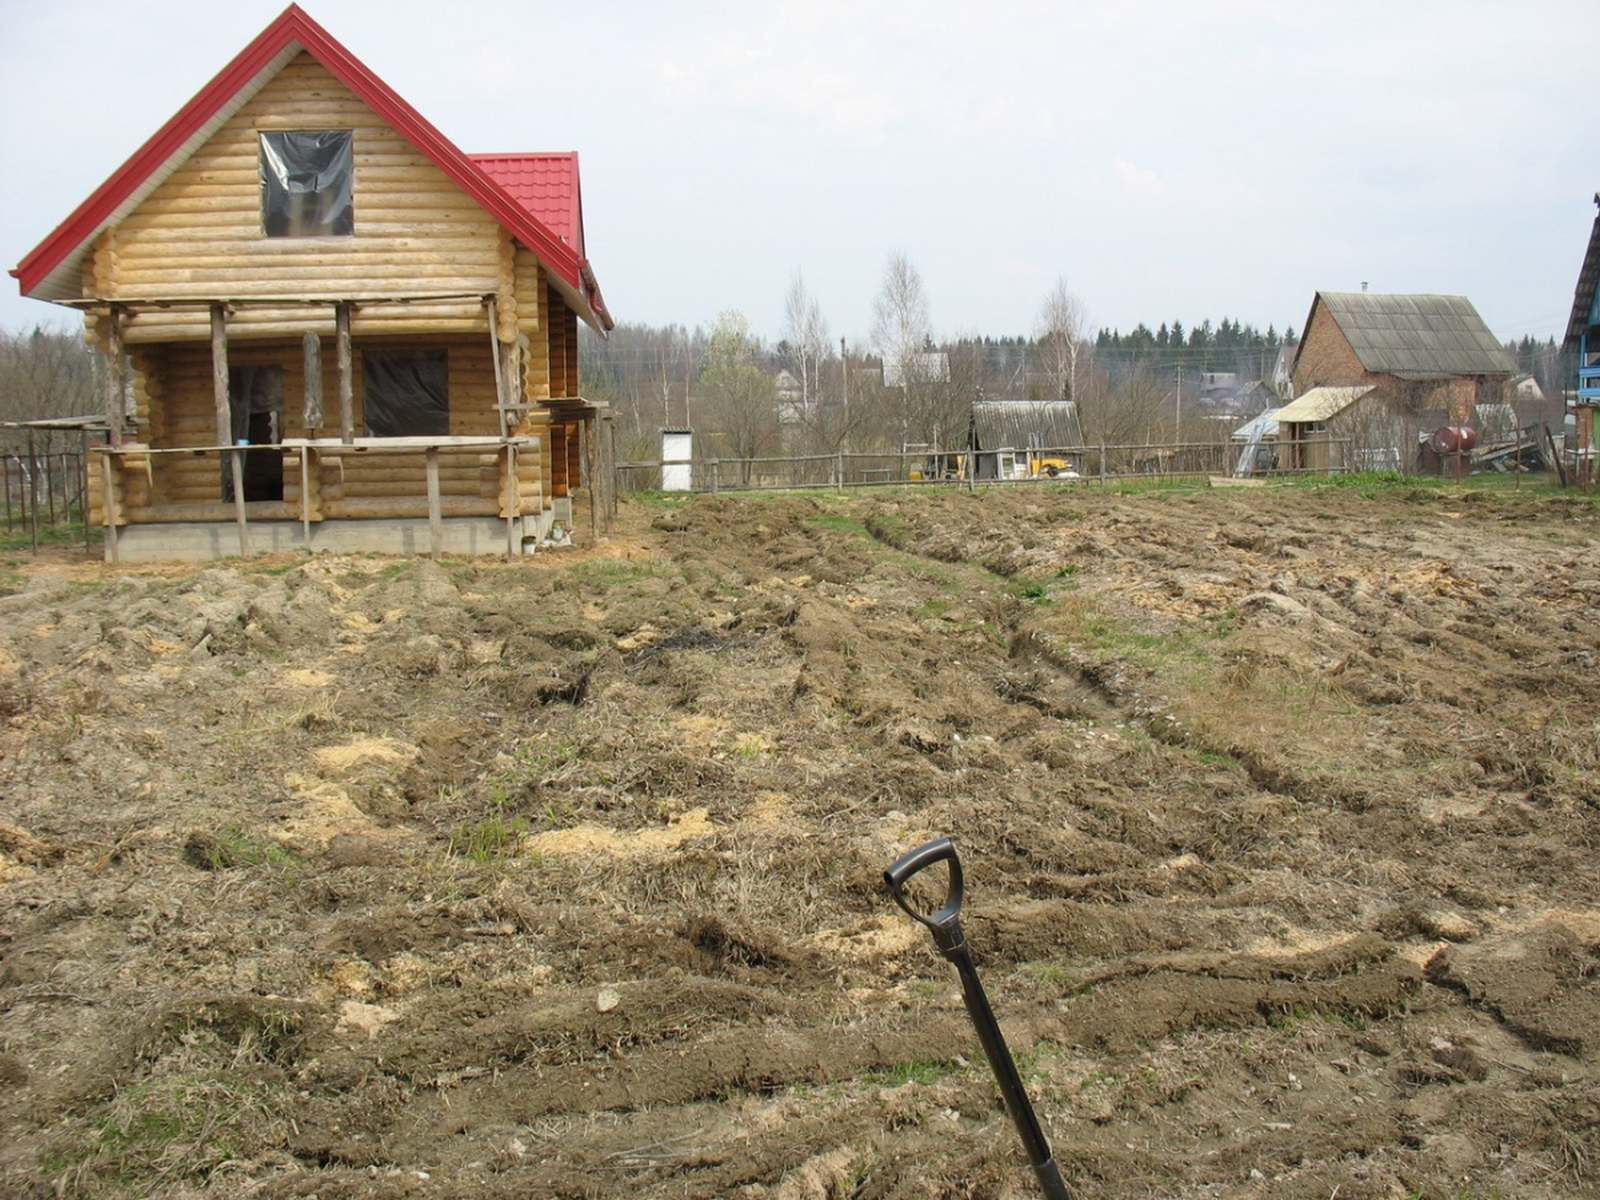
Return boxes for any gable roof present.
[471,154,585,260]
[1275,385,1375,424]
[1563,193,1600,351]
[10,4,612,332]
[971,400,1084,450]
[1295,291,1513,381]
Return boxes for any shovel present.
[884,836,1073,1200]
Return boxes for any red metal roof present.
[11,4,611,330]
[471,154,585,260]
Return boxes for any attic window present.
[260,131,354,237]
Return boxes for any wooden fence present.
[616,439,1355,495]
[2,450,92,552]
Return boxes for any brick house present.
[1290,292,1515,427]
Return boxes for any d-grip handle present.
[883,836,966,956]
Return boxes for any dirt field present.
[1,480,1598,1199]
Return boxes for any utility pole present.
[840,336,849,419]
[1174,364,1182,442]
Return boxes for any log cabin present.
[10,5,615,561]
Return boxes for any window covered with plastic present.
[363,350,449,437]
[260,131,354,237]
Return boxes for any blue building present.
[1564,193,1600,485]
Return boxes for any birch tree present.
[871,253,934,443]
[1036,278,1089,405]
[781,272,829,417]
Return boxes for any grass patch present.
[805,512,870,537]
[0,519,99,553]
[184,827,295,874]
[41,1075,272,1193]
[447,811,530,863]
[916,597,952,620]
[863,1058,955,1087]
[568,558,664,590]
[1005,575,1053,604]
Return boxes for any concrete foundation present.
[109,515,539,563]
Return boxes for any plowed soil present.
[1,480,1598,1199]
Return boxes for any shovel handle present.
[883,837,965,953]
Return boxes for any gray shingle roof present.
[971,400,1083,450]
[1317,292,1515,379]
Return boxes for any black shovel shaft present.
[950,938,1073,1199]
[884,837,1074,1200]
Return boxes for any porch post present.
[100,442,119,564]
[104,304,125,450]
[583,418,598,543]
[487,298,508,438]
[211,303,230,449]
[336,302,354,445]
[426,446,442,560]
[302,331,324,434]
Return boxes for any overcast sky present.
[1,0,1592,346]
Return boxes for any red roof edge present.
[12,4,583,303]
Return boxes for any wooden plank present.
[426,447,442,560]
[302,331,324,432]
[336,301,354,444]
[210,303,230,448]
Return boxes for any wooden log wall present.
[546,281,569,399]
[514,248,550,401]
[142,334,504,507]
[96,53,501,343]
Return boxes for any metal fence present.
[2,450,90,549]
[616,439,1354,495]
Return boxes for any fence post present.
[2,457,10,528]
[46,453,56,527]
[27,429,39,557]
[836,451,844,492]
[80,432,92,555]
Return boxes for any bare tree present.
[700,311,778,479]
[1035,278,1089,405]
[0,324,101,454]
[871,253,936,444]
[781,272,829,419]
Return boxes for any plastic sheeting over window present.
[363,350,449,437]
[260,131,354,237]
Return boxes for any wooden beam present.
[426,446,442,560]
[335,301,354,444]
[105,304,125,450]
[302,331,324,434]
[210,303,231,450]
